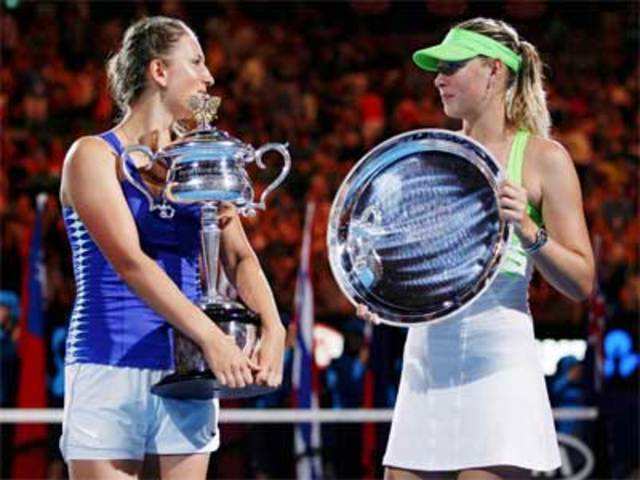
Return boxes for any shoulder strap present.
[99,130,124,156]
[506,129,529,186]
[506,129,544,226]
[99,130,140,178]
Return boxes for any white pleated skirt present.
[383,274,561,472]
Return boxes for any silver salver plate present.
[327,129,510,327]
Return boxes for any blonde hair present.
[107,16,188,112]
[456,17,551,138]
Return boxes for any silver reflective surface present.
[328,129,510,326]
[173,320,259,374]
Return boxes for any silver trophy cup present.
[327,129,510,327]
[120,95,291,398]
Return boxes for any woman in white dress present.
[358,17,594,480]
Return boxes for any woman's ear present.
[482,59,495,93]
[148,58,169,88]
[493,59,504,75]
[486,59,506,94]
[494,60,511,88]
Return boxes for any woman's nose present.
[203,68,214,87]
[434,73,446,88]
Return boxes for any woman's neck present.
[116,94,175,150]
[461,98,514,146]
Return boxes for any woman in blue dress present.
[59,16,285,479]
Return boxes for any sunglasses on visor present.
[435,59,473,76]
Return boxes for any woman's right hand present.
[356,304,382,325]
[200,330,259,389]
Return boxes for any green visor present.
[413,28,522,73]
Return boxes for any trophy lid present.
[164,127,252,156]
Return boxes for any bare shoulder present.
[64,135,115,169]
[526,134,574,175]
[61,135,119,205]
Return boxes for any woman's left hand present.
[252,324,286,388]
[498,180,536,242]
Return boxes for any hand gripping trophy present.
[120,94,291,399]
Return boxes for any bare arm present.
[500,139,595,301]
[218,204,285,386]
[218,205,282,331]
[61,136,256,387]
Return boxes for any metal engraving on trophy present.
[120,94,291,399]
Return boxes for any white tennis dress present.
[383,131,561,472]
[383,252,561,472]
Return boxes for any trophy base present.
[151,371,277,400]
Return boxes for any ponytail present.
[505,40,550,137]
[457,18,551,137]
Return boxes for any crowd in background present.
[1,1,638,479]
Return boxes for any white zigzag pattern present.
[65,210,94,360]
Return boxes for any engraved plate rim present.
[327,128,511,327]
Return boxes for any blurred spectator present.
[323,318,369,479]
[0,290,20,479]
[0,290,20,407]
[550,356,589,437]
[247,320,296,480]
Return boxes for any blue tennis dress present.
[59,131,220,461]
[62,130,202,369]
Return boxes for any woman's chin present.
[443,107,459,119]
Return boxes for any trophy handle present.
[247,142,291,212]
[121,145,175,219]
[121,144,156,188]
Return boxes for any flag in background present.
[291,202,323,480]
[12,193,49,479]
